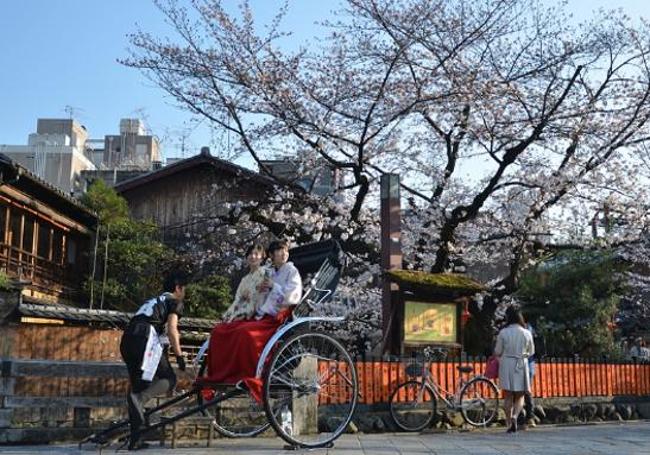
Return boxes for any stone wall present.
[331,396,650,434]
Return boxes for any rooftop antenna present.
[63,105,85,120]
[175,125,192,158]
[130,107,151,134]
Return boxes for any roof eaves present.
[0,153,98,222]
[17,302,215,331]
[114,153,277,193]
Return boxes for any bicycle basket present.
[405,362,424,377]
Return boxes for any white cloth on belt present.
[494,324,535,392]
[141,325,164,381]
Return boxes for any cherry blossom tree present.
[123,0,650,352]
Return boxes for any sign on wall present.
[403,300,458,344]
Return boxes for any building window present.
[22,216,34,254]
[67,238,77,265]
[37,222,51,260]
[52,230,63,264]
[0,204,7,244]
[10,212,21,248]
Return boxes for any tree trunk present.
[100,227,110,310]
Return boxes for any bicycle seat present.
[457,365,474,374]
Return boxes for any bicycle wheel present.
[459,377,500,427]
[389,381,437,432]
[263,332,358,448]
[195,358,271,438]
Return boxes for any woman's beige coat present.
[494,324,535,392]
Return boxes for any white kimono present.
[221,267,267,322]
[494,324,535,392]
[256,261,302,317]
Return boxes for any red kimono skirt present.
[202,310,291,402]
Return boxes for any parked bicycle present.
[389,347,499,431]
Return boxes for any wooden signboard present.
[403,300,458,344]
[401,296,462,351]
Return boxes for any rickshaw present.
[82,239,358,449]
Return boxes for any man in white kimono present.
[257,239,302,317]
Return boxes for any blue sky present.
[0,0,333,163]
[0,0,648,166]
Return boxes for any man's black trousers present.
[119,320,176,393]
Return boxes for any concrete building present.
[1,117,163,196]
[76,119,162,195]
[101,119,160,170]
[75,168,152,197]
[0,119,96,194]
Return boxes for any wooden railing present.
[0,242,80,295]
[0,359,132,443]
[341,357,650,405]
[1,359,129,407]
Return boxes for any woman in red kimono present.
[204,240,302,396]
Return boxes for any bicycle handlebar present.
[423,347,448,360]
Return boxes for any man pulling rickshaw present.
[86,239,357,450]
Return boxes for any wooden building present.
[114,148,277,244]
[0,301,214,443]
[0,154,97,304]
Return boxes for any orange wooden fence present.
[318,358,650,405]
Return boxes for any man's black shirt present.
[131,292,184,334]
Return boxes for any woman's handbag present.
[484,355,499,379]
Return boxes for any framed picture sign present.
[401,297,462,348]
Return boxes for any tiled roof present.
[17,302,215,331]
[114,150,277,193]
[0,154,97,227]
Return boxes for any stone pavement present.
[1,421,650,454]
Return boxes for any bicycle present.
[389,347,500,431]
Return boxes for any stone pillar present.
[291,356,318,435]
[380,174,402,355]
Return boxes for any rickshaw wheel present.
[263,331,358,448]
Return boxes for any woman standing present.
[494,307,534,433]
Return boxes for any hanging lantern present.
[461,300,472,326]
